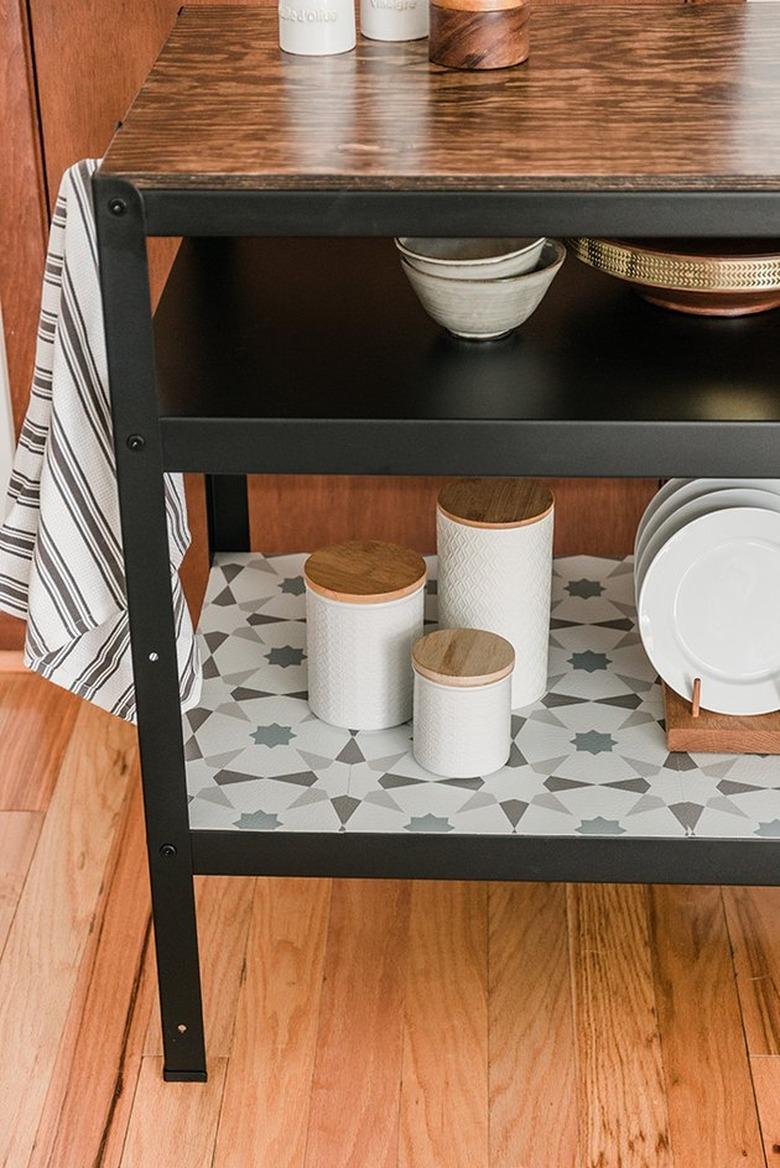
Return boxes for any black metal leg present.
[206,474,250,556]
[95,175,207,1082]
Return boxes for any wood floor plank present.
[0,809,41,954]
[724,887,780,1056]
[56,836,158,1168]
[145,875,255,1058]
[103,874,256,1164]
[649,886,764,1168]
[0,702,134,1168]
[213,877,332,1168]
[119,1055,227,1168]
[304,879,410,1168]
[98,932,157,1168]
[488,882,578,1168]
[568,883,672,1168]
[0,672,81,810]
[399,881,489,1168]
[750,1056,780,1165]
[29,781,150,1168]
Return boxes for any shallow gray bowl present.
[395,235,546,281]
[401,239,566,340]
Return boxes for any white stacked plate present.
[635,479,780,715]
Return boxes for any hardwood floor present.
[0,672,778,1168]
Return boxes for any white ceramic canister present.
[304,540,427,730]
[360,0,428,42]
[412,628,514,777]
[279,0,356,56]
[437,478,554,708]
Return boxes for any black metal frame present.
[94,172,780,1081]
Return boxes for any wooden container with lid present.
[412,627,515,777]
[304,540,427,730]
[436,478,554,708]
[429,0,530,71]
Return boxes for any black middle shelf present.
[154,237,780,478]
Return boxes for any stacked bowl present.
[635,478,780,715]
[395,235,565,340]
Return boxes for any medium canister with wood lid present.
[412,627,514,777]
[436,478,554,708]
[304,540,427,730]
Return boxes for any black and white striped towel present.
[0,160,200,721]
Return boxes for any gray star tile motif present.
[566,578,605,599]
[405,813,454,833]
[250,722,296,747]
[572,730,617,755]
[576,816,626,835]
[265,645,306,668]
[184,553,780,840]
[568,650,611,673]
[235,810,282,830]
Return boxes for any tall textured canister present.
[437,478,554,708]
[304,540,427,730]
[412,627,514,777]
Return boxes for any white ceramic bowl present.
[395,236,546,280]
[400,239,565,340]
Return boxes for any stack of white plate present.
[635,479,780,715]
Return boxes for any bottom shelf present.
[184,554,780,843]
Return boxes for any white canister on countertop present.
[304,540,426,730]
[437,478,554,708]
[412,627,514,777]
[360,0,428,42]
[279,0,356,56]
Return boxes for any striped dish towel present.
[0,160,200,721]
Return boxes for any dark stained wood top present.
[101,4,780,191]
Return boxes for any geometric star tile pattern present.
[185,553,780,840]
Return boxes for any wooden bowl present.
[429,0,529,70]
[567,238,780,317]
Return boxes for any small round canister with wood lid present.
[304,540,427,730]
[437,478,554,708]
[429,0,529,70]
[412,628,514,777]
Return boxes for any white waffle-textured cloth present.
[0,160,200,721]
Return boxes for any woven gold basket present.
[567,237,780,316]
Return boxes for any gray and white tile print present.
[184,553,780,839]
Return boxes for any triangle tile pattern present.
[183,554,780,839]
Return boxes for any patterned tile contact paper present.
[185,554,780,839]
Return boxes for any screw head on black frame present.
[159,843,178,858]
[126,434,145,451]
[108,198,127,216]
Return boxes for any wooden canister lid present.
[438,478,553,530]
[432,0,526,11]
[412,628,515,687]
[304,540,427,604]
